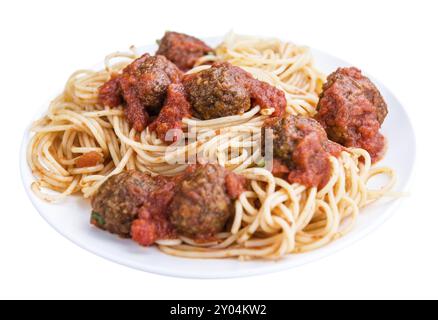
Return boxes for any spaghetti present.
[27,33,396,259]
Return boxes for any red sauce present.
[225,172,246,199]
[231,63,287,117]
[266,115,343,189]
[130,177,177,246]
[98,77,122,108]
[156,31,212,72]
[316,67,388,162]
[74,152,103,168]
[271,159,290,176]
[249,80,286,117]
[149,83,191,143]
[99,57,287,140]
[129,165,246,246]
[98,54,182,132]
[286,132,337,188]
[318,94,386,162]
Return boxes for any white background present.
[1,0,437,299]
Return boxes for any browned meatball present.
[91,171,169,237]
[168,164,233,238]
[156,31,212,71]
[183,62,251,120]
[264,115,342,188]
[315,67,387,161]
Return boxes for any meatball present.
[91,171,156,237]
[98,53,182,132]
[183,61,286,120]
[264,115,342,188]
[156,31,212,71]
[168,164,235,238]
[322,67,387,124]
[91,171,173,238]
[183,62,251,120]
[315,67,387,161]
[119,54,183,131]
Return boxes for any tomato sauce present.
[149,83,191,143]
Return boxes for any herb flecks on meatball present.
[183,62,252,120]
[156,31,212,72]
[264,115,342,189]
[91,171,159,237]
[315,67,387,162]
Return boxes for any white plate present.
[20,38,416,278]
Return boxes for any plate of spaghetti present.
[21,32,415,278]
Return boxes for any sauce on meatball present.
[92,165,245,246]
[264,115,342,189]
[315,67,388,162]
[156,31,212,72]
[98,76,123,108]
[98,53,182,132]
[149,83,191,142]
[130,177,177,247]
[91,171,176,244]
